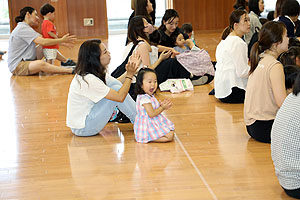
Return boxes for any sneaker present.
[191,75,208,86]
[61,59,76,66]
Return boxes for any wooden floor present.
[0,32,293,200]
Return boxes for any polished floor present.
[0,33,294,200]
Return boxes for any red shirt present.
[41,20,59,49]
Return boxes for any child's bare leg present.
[46,59,54,64]
[56,51,68,63]
[151,131,174,143]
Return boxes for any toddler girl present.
[134,68,174,143]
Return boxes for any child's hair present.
[159,9,179,32]
[135,68,157,95]
[172,29,183,46]
[221,9,247,40]
[248,0,262,16]
[128,16,150,45]
[280,46,300,66]
[40,3,55,16]
[149,30,161,46]
[135,0,152,23]
[75,39,106,84]
[249,21,286,74]
[289,37,300,48]
[284,65,300,89]
[182,23,193,33]
[233,0,248,10]
[267,11,275,21]
[281,0,300,17]
[293,72,300,95]
[15,7,35,23]
[259,18,268,25]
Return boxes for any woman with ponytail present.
[214,9,250,103]
[244,21,288,143]
[8,7,76,76]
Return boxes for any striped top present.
[271,93,300,190]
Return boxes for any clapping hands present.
[159,98,173,110]
[125,52,141,76]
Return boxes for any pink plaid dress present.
[134,94,175,143]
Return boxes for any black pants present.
[155,58,191,84]
[283,187,300,199]
[246,120,274,143]
[219,87,245,103]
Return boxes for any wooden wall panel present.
[173,0,235,31]
[8,0,68,35]
[66,0,108,38]
[8,0,108,38]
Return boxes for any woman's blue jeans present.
[71,77,136,136]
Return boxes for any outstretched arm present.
[34,33,76,47]
[105,53,140,102]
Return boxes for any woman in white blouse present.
[214,9,250,103]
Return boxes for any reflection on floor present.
[0,33,293,199]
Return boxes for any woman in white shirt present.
[214,9,251,103]
[66,39,139,136]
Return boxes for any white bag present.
[159,79,193,93]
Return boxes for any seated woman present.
[244,21,288,143]
[8,7,76,75]
[66,39,139,136]
[244,0,264,45]
[113,16,205,91]
[126,0,155,45]
[158,9,189,51]
[271,73,300,199]
[214,9,250,103]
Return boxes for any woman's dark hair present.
[249,21,286,74]
[293,72,300,95]
[15,7,35,23]
[281,0,300,17]
[233,0,248,10]
[182,23,193,33]
[135,68,157,95]
[149,30,161,46]
[40,3,55,16]
[284,65,300,89]
[221,9,247,40]
[75,39,106,84]
[128,16,150,45]
[158,9,179,32]
[280,46,300,66]
[248,0,262,16]
[135,0,152,24]
[275,0,288,17]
